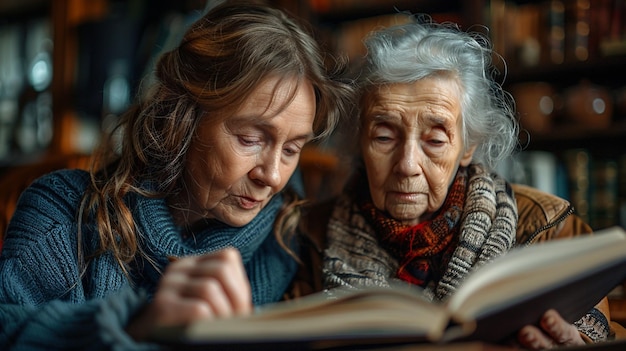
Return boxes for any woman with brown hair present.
[0,1,353,349]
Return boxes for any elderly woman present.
[299,16,622,349]
[0,1,353,350]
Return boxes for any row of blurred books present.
[491,0,626,68]
[497,149,625,230]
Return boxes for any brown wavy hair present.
[79,0,354,274]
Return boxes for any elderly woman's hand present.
[126,248,252,341]
[517,309,585,349]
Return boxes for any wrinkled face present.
[361,76,475,226]
[176,76,315,227]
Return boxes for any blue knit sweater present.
[0,169,299,350]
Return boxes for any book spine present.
[563,148,591,224]
[545,0,566,64]
[619,155,626,229]
[589,159,619,229]
[565,0,591,62]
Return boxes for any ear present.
[459,145,476,167]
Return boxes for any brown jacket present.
[287,183,626,340]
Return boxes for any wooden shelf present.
[311,0,463,23]
[505,55,626,88]
[0,0,48,17]
[520,121,626,156]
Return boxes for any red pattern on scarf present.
[359,170,467,286]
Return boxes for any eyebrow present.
[423,114,451,127]
[368,113,399,123]
[369,112,451,127]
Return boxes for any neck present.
[166,192,204,227]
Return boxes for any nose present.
[394,140,423,176]
[249,149,282,188]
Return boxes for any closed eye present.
[283,148,298,157]
[238,136,261,146]
[371,123,396,144]
[427,138,445,145]
[375,136,394,143]
[424,128,449,147]
[283,143,303,158]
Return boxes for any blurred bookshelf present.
[1,0,626,230]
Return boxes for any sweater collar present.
[133,193,283,264]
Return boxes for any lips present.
[388,191,422,203]
[236,195,263,210]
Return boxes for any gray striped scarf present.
[323,164,518,302]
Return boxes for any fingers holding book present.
[517,309,585,349]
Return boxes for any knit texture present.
[324,164,517,301]
[323,163,610,342]
[358,168,466,287]
[0,169,299,350]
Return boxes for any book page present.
[166,287,456,345]
[443,227,626,342]
[448,227,626,317]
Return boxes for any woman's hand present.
[127,248,252,341]
[517,309,585,349]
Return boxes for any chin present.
[221,213,258,228]
[222,219,252,228]
[388,207,427,223]
[397,218,421,227]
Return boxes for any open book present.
[151,226,626,350]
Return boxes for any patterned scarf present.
[323,164,518,301]
[358,171,466,287]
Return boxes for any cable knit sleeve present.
[0,288,156,351]
[0,170,158,350]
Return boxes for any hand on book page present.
[150,226,626,350]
